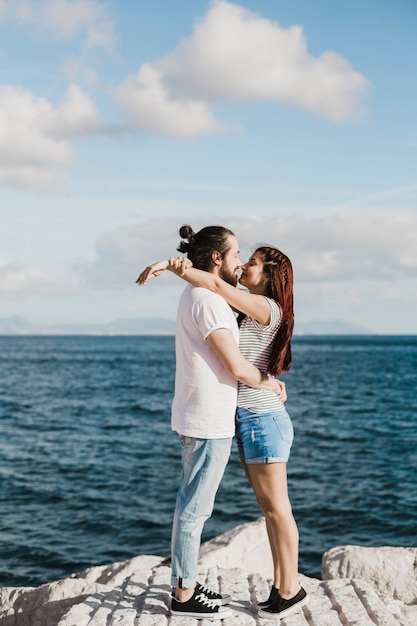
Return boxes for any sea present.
[1,335,416,588]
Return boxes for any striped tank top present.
[237,297,285,413]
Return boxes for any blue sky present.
[1,0,416,333]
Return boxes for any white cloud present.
[0,84,103,191]
[16,0,96,39]
[115,65,225,139]
[0,86,72,164]
[160,1,369,120]
[45,83,104,137]
[85,17,117,54]
[6,0,109,43]
[76,221,181,289]
[0,0,117,80]
[71,211,415,333]
[115,0,369,138]
[4,210,413,332]
[230,212,417,281]
[76,211,417,291]
[0,258,59,292]
[0,164,67,192]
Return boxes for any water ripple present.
[0,335,416,587]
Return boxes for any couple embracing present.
[137,224,309,621]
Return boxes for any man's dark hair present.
[177,224,235,271]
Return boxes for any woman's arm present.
[136,257,271,326]
[136,259,169,284]
[136,260,286,396]
[136,257,271,325]
[168,258,271,326]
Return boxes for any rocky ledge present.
[0,518,415,626]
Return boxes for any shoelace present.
[197,583,220,598]
[195,593,218,609]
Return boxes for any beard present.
[219,266,238,286]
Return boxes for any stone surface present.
[58,566,413,626]
[1,520,416,626]
[0,556,164,626]
[198,517,274,575]
[322,545,417,604]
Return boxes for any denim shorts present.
[235,406,294,464]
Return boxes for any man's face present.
[219,235,242,286]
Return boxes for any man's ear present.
[211,250,222,267]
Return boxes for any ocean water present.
[0,335,416,588]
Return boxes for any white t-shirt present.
[171,285,239,439]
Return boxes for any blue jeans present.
[171,435,232,588]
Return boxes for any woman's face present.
[239,253,267,292]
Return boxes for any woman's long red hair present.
[240,246,294,376]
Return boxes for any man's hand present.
[136,260,168,285]
[272,379,287,403]
[207,328,288,401]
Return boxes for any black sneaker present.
[171,582,231,606]
[171,588,233,620]
[257,585,279,608]
[258,586,309,620]
[195,582,231,605]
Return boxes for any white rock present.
[0,555,164,626]
[71,554,164,588]
[3,522,417,626]
[322,545,417,605]
[198,516,274,575]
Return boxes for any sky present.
[1,0,416,334]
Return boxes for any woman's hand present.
[168,256,193,275]
[136,260,169,285]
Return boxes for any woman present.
[137,229,309,620]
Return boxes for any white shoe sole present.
[171,606,233,620]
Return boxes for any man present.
[137,224,285,620]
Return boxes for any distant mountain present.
[0,315,39,334]
[0,315,176,335]
[0,316,375,336]
[0,315,375,336]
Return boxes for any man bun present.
[178,224,195,253]
[179,224,195,240]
